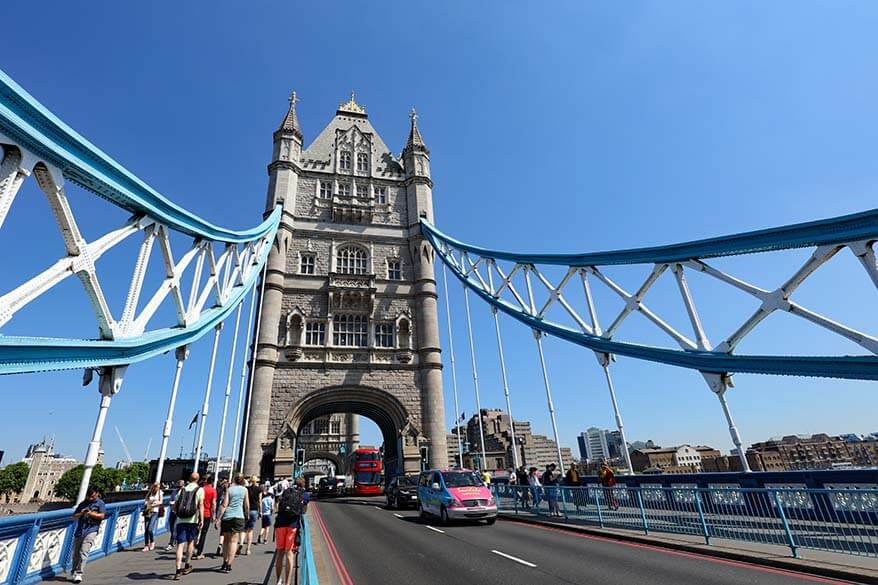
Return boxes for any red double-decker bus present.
[349,447,383,496]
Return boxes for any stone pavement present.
[43,518,316,585]
[499,511,878,584]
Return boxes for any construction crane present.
[114,425,134,466]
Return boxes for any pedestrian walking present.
[259,487,274,545]
[164,480,185,551]
[173,472,204,580]
[564,463,584,512]
[193,474,216,559]
[273,478,309,585]
[599,460,619,511]
[216,473,249,573]
[517,465,530,508]
[70,486,106,583]
[243,475,261,554]
[527,466,542,508]
[543,464,561,516]
[142,483,163,551]
[214,478,228,556]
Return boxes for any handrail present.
[0,68,274,244]
[299,515,319,585]
[0,497,170,585]
[494,484,878,559]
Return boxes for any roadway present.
[311,495,859,585]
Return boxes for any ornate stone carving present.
[396,350,413,364]
[286,347,304,361]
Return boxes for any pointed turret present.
[403,107,431,184]
[266,90,304,211]
[403,107,429,154]
[276,91,303,140]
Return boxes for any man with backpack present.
[173,472,205,580]
[273,478,309,585]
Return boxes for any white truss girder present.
[0,144,271,345]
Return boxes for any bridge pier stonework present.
[242,93,448,478]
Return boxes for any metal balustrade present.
[494,484,878,559]
[0,498,171,585]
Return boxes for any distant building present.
[630,444,719,474]
[148,458,209,484]
[206,457,233,480]
[748,434,854,471]
[577,428,624,463]
[628,439,661,452]
[20,440,79,502]
[459,409,574,472]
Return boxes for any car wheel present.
[418,502,428,519]
[440,506,449,526]
[486,518,496,525]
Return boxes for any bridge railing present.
[299,515,319,585]
[494,484,878,559]
[0,498,171,585]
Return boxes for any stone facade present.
[458,409,574,472]
[20,442,79,502]
[242,94,447,478]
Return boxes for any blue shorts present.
[261,514,272,528]
[175,523,199,544]
[245,510,259,530]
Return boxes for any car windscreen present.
[356,472,381,484]
[399,476,418,487]
[442,472,484,487]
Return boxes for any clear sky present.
[1,1,877,467]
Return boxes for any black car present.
[317,476,341,498]
[386,475,419,509]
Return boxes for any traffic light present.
[419,445,429,470]
[295,448,305,467]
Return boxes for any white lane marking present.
[393,513,404,518]
[425,525,445,534]
[491,549,537,568]
[373,505,383,510]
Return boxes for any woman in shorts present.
[259,487,274,545]
[215,474,249,573]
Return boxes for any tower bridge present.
[0,70,876,584]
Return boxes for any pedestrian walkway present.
[45,516,316,585]
[498,511,878,584]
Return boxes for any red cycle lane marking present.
[312,503,355,585]
[506,520,852,584]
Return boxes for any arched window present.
[397,317,412,350]
[333,314,368,346]
[339,151,352,170]
[285,313,303,346]
[336,245,368,274]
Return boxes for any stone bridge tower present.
[242,92,448,478]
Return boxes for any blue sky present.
[1,1,877,467]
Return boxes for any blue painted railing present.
[494,484,878,558]
[299,516,319,585]
[0,498,170,585]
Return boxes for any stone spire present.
[277,90,302,139]
[404,107,428,154]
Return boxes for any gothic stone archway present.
[271,385,423,479]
